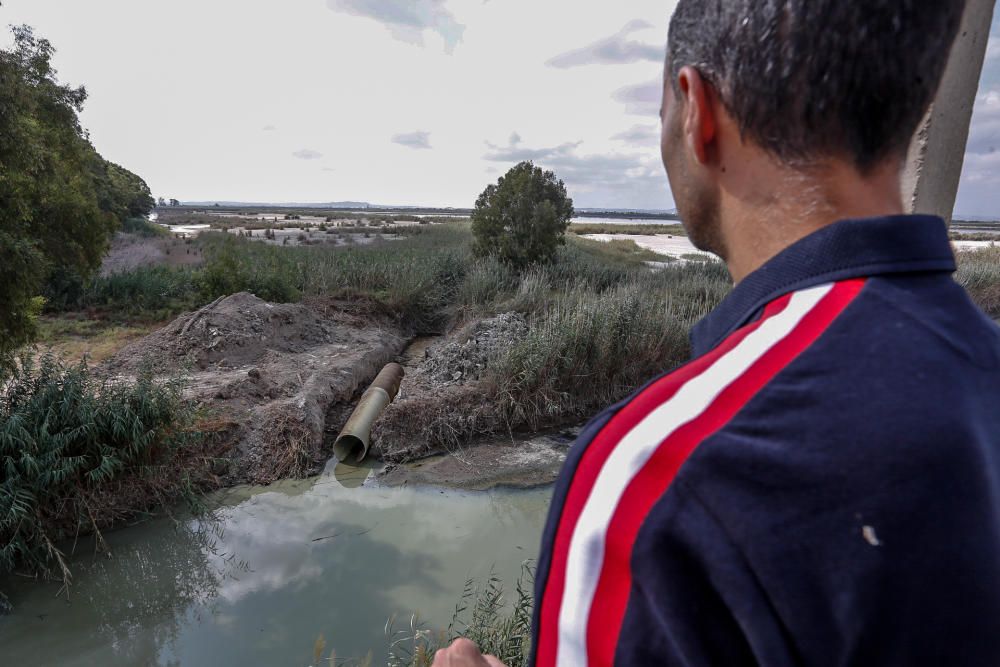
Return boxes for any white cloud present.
[292,149,324,160]
[547,20,663,68]
[483,134,669,208]
[262,124,277,131]
[391,130,433,149]
[612,123,659,146]
[965,89,1000,155]
[986,34,999,62]
[326,0,465,53]
[612,78,662,116]
[962,151,1000,184]
[956,87,1000,215]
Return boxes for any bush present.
[0,354,208,586]
[471,161,574,269]
[120,216,167,237]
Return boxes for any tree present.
[471,161,574,268]
[0,26,152,370]
[91,158,155,220]
[169,198,180,206]
[157,196,166,207]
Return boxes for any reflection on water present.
[0,472,551,666]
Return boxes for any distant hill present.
[182,201,372,209]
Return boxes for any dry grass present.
[34,316,163,365]
[577,237,672,263]
[957,245,1000,317]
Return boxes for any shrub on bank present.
[0,354,209,586]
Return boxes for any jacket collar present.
[690,214,956,357]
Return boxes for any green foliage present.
[197,236,300,304]
[0,353,206,584]
[0,25,153,371]
[379,565,535,667]
[120,216,167,237]
[86,265,201,317]
[92,161,155,221]
[471,161,575,268]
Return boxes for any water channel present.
[0,467,552,666]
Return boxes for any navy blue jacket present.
[531,215,1000,666]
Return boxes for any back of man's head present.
[667,1,967,171]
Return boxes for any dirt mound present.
[106,292,346,374]
[104,293,406,485]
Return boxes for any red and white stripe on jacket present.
[535,279,866,667]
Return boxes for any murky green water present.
[0,466,552,666]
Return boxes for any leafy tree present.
[104,160,155,219]
[0,26,152,370]
[157,196,166,207]
[471,161,574,268]
[169,198,180,206]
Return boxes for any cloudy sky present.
[1,1,998,216]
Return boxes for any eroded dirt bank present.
[101,294,577,490]
[103,292,407,485]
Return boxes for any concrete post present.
[902,0,996,224]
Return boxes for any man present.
[436,0,1000,664]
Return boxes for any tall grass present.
[0,354,210,589]
[84,265,202,317]
[956,245,1000,317]
[491,261,730,429]
[309,565,534,667]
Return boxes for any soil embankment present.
[103,292,406,485]
[102,295,574,490]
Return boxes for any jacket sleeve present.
[615,483,795,667]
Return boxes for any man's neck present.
[719,158,905,284]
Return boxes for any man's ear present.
[676,66,718,166]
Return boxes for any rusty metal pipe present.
[333,362,404,463]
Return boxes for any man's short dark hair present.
[667,1,967,170]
